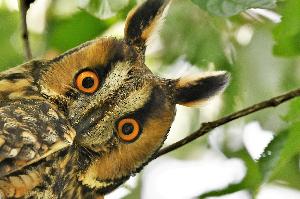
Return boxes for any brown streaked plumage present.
[0,0,229,198]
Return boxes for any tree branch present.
[19,0,33,61]
[156,87,300,158]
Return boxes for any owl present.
[0,0,229,198]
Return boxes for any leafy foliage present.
[258,130,289,182]
[78,0,130,19]
[0,9,23,70]
[191,0,276,16]
[269,99,300,182]
[47,11,112,51]
[160,2,226,66]
[273,0,300,56]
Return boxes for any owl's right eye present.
[117,118,141,142]
[75,70,100,94]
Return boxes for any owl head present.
[38,0,229,194]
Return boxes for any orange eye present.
[76,71,100,93]
[117,118,140,142]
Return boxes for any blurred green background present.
[0,0,300,198]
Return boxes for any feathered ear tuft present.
[174,71,230,107]
[124,0,170,49]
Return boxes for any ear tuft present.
[124,0,170,49]
[175,71,230,107]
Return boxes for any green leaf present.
[160,2,226,66]
[273,0,300,56]
[282,99,300,123]
[270,123,300,179]
[0,9,23,71]
[191,0,276,16]
[258,130,289,182]
[271,99,300,180]
[258,99,300,182]
[274,155,300,190]
[78,0,130,19]
[47,11,113,52]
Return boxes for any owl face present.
[38,38,177,189]
[35,0,228,193]
[40,38,174,145]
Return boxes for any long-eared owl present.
[0,0,229,198]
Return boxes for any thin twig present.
[19,0,32,61]
[156,87,300,158]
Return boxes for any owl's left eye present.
[117,118,141,142]
[75,70,100,93]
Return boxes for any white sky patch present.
[209,127,225,153]
[106,176,138,199]
[243,122,274,160]
[4,0,18,11]
[225,122,245,152]
[257,184,300,199]
[160,57,196,79]
[27,0,51,33]
[165,105,195,146]
[106,187,130,199]
[101,22,125,38]
[145,30,163,56]
[235,25,254,46]
[200,95,223,121]
[141,150,246,199]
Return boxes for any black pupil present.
[82,77,95,89]
[122,123,134,135]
